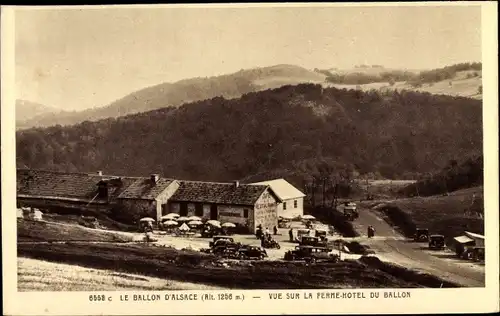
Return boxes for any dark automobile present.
[238,245,268,260]
[343,206,359,221]
[315,229,328,241]
[428,234,445,250]
[209,236,234,248]
[472,247,485,262]
[300,236,328,248]
[414,228,429,242]
[284,245,339,263]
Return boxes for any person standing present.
[273,225,278,235]
[289,228,294,242]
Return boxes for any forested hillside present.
[16,84,482,183]
[399,155,483,197]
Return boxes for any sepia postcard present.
[2,2,499,315]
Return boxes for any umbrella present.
[280,215,293,220]
[176,216,190,222]
[221,222,236,228]
[162,213,179,220]
[178,223,190,231]
[188,220,203,226]
[163,220,178,226]
[139,217,156,222]
[206,220,221,227]
[188,216,201,221]
[301,215,316,220]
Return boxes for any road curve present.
[351,207,485,287]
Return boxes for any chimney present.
[234,180,240,188]
[97,171,103,176]
[151,174,160,184]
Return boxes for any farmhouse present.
[16,169,179,222]
[250,179,305,218]
[168,180,281,233]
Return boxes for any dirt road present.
[351,207,485,287]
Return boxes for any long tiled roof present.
[118,178,176,200]
[170,181,277,206]
[16,169,172,202]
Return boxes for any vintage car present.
[284,245,339,263]
[294,229,311,243]
[315,229,328,241]
[343,206,359,221]
[428,234,445,250]
[413,228,430,242]
[471,247,485,262]
[238,245,268,260]
[300,236,328,248]
[209,236,235,248]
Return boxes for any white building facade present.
[250,179,306,218]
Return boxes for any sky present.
[14,4,482,111]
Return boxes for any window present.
[195,203,203,216]
[244,209,249,218]
[294,200,298,208]
[283,202,287,210]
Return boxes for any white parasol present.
[301,215,316,220]
[188,216,202,221]
[161,213,179,220]
[176,216,190,222]
[163,220,178,226]
[139,217,156,222]
[206,220,221,227]
[279,215,293,220]
[178,223,190,231]
[221,222,236,228]
[188,220,203,226]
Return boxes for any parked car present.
[315,229,328,241]
[414,228,429,242]
[294,229,311,243]
[300,236,328,248]
[471,247,485,262]
[209,236,234,248]
[284,245,339,263]
[428,234,445,250]
[238,245,268,260]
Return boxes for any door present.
[210,204,218,220]
[180,202,188,216]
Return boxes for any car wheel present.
[276,244,281,249]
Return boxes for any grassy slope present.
[18,257,225,291]
[325,70,482,99]
[17,219,134,243]
[367,186,484,241]
[17,242,459,289]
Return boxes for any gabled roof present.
[16,169,135,203]
[250,178,306,200]
[16,169,173,202]
[118,178,176,200]
[170,180,279,206]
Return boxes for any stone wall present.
[117,199,156,223]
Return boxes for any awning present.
[454,235,474,244]
[465,231,484,240]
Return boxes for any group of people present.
[256,224,279,246]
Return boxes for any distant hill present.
[16,100,62,128]
[17,65,326,130]
[16,83,482,183]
